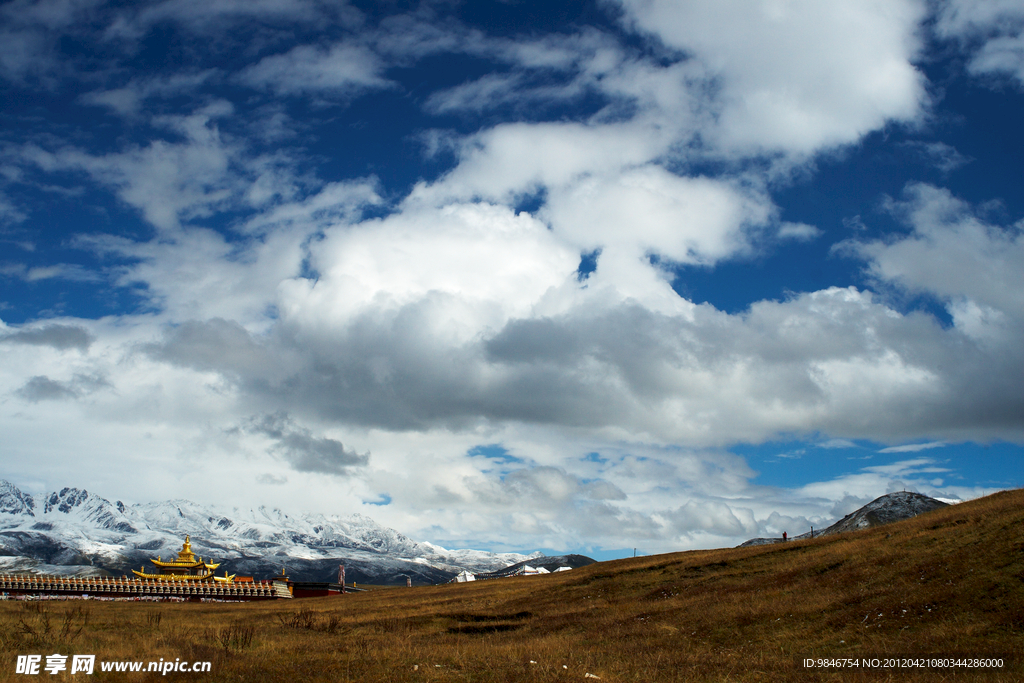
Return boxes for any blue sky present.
[1,0,1022,557]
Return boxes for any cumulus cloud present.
[413,121,669,205]
[0,0,1019,555]
[544,167,774,266]
[69,182,1018,463]
[664,499,759,537]
[160,259,1003,448]
[614,0,927,156]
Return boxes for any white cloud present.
[936,0,1024,84]
[84,223,308,324]
[0,0,103,82]
[22,106,245,232]
[545,167,773,266]
[541,167,774,311]
[242,179,382,235]
[280,201,580,343]
[80,71,218,118]
[969,33,1024,82]
[818,439,858,449]
[879,441,947,453]
[422,29,627,116]
[936,0,1024,33]
[901,141,972,173]
[796,457,982,505]
[0,192,26,225]
[20,102,321,233]
[841,183,1024,332]
[413,121,670,205]
[104,0,359,41]
[425,73,529,115]
[2,0,102,29]
[0,262,102,283]
[0,29,50,82]
[778,221,821,241]
[238,43,392,97]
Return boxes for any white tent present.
[455,570,476,583]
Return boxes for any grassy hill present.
[2,489,1022,682]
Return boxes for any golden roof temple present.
[132,535,235,582]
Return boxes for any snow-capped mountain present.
[738,491,951,547]
[814,491,949,536]
[0,481,542,584]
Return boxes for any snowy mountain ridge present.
[0,480,541,584]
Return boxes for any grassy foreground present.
[2,489,1022,682]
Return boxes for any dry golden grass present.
[2,489,1023,682]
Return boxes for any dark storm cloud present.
[143,318,278,378]
[16,376,78,402]
[15,373,109,402]
[246,412,368,475]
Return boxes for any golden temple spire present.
[176,535,196,563]
[131,535,222,582]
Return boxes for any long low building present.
[0,536,299,601]
[0,573,291,600]
[0,536,366,600]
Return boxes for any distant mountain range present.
[738,491,950,547]
[2,481,941,582]
[0,480,577,584]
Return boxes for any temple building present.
[132,535,235,582]
[0,535,346,601]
